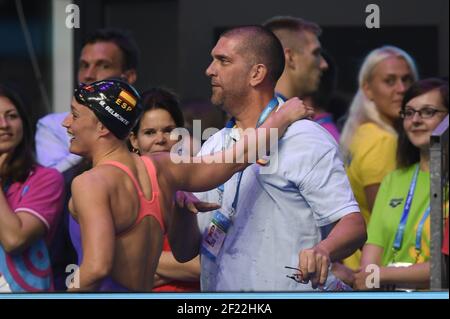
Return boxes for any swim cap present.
[74,79,142,139]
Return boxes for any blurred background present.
[0,0,448,128]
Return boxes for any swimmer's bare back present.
[69,153,170,291]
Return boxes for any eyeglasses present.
[399,107,447,119]
[284,266,308,284]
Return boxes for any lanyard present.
[221,96,281,218]
[393,164,429,256]
[415,206,430,253]
[315,114,333,125]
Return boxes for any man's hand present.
[280,97,315,123]
[353,268,372,290]
[331,262,355,287]
[175,191,220,214]
[298,245,331,289]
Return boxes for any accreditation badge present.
[201,210,232,262]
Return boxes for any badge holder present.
[201,210,232,262]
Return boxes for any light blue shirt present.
[35,112,82,173]
[196,119,360,291]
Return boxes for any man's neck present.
[275,73,305,100]
[275,76,294,100]
[231,92,274,130]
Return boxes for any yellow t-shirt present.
[343,122,397,269]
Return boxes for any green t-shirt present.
[367,164,430,266]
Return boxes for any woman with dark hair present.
[129,88,184,155]
[353,78,448,290]
[0,85,64,292]
[129,88,200,292]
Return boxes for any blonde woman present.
[340,46,418,270]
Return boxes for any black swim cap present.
[74,79,142,139]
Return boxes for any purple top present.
[69,215,128,292]
[313,113,340,143]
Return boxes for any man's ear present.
[122,69,137,85]
[249,64,268,87]
[284,48,296,70]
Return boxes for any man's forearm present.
[317,212,367,262]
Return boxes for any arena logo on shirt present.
[389,198,403,208]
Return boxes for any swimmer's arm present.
[164,97,312,192]
[67,174,115,292]
[155,253,200,284]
